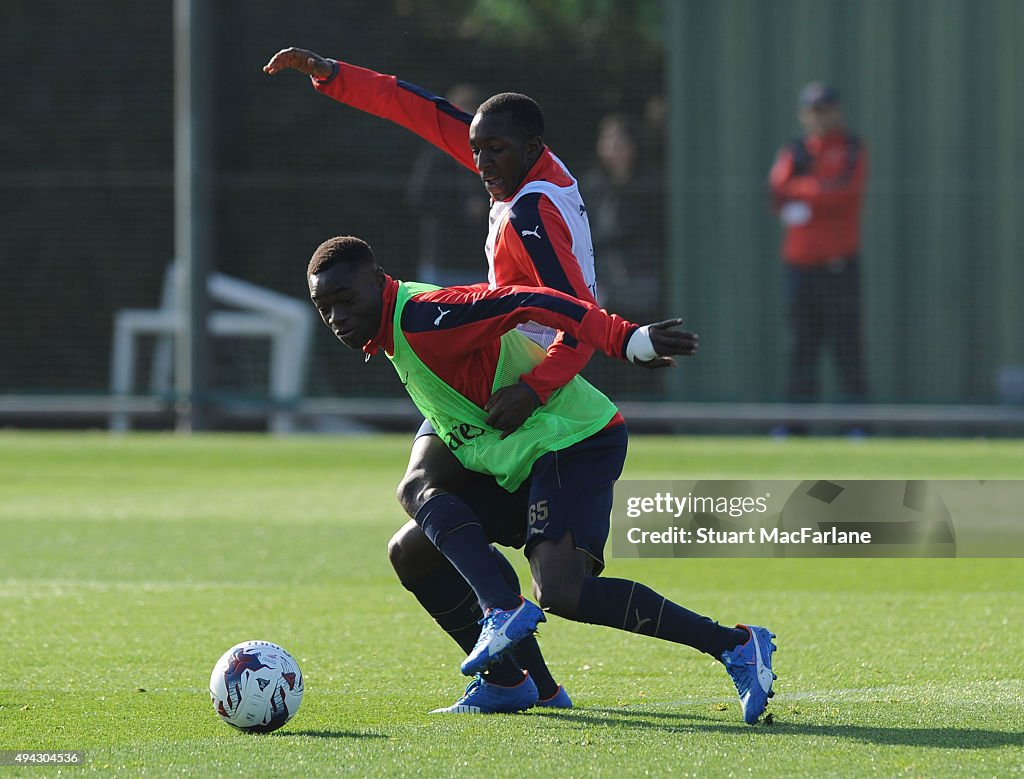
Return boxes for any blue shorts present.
[412,417,527,548]
[524,424,628,575]
[413,418,628,570]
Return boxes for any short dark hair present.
[308,236,376,277]
[477,92,545,140]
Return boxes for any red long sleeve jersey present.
[313,60,597,402]
[768,129,867,266]
[365,277,634,423]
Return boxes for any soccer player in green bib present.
[308,235,777,723]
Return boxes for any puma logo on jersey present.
[434,307,452,326]
[521,225,542,239]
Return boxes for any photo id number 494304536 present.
[0,751,84,765]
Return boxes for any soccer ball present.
[210,640,304,733]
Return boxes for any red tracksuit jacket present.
[768,129,867,266]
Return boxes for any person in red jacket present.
[265,47,602,712]
[768,82,869,409]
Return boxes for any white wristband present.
[625,325,658,363]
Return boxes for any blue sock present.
[415,494,520,613]
[576,577,747,658]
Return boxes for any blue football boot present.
[533,684,573,709]
[429,672,538,714]
[721,624,777,724]
[461,597,546,676]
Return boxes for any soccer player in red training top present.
[266,47,602,711]
[306,235,778,723]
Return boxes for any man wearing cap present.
[768,82,869,411]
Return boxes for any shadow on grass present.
[536,707,1021,749]
[277,730,388,740]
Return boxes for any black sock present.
[576,577,748,658]
[400,561,525,686]
[415,495,520,612]
[482,657,528,687]
[401,563,483,655]
[508,637,557,698]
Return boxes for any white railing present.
[108,264,313,433]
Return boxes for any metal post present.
[173,0,212,431]
[664,0,686,402]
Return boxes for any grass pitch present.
[1,432,1022,777]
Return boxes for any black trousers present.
[785,256,868,401]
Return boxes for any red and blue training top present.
[365,276,632,428]
[312,60,598,403]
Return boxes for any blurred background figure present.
[405,84,489,286]
[639,94,667,174]
[768,82,869,407]
[583,112,663,324]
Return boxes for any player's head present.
[307,236,386,350]
[797,81,843,136]
[469,92,545,201]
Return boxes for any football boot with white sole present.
[721,624,777,724]
[429,672,538,714]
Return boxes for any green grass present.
[1,432,1022,777]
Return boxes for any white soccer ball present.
[210,640,304,733]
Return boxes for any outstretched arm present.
[264,47,476,172]
[409,285,698,366]
[407,284,698,436]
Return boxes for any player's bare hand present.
[263,47,333,79]
[484,382,540,439]
[651,318,699,355]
